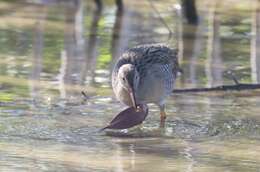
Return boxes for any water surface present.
[1,0,260,171]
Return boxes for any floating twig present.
[81,91,89,102]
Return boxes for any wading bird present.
[111,44,181,127]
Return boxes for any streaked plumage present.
[112,43,180,125]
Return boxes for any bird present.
[112,44,181,127]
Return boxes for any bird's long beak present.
[129,88,137,110]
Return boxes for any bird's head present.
[118,64,140,110]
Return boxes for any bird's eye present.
[123,77,126,81]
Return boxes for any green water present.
[1,0,260,171]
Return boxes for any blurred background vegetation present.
[0,0,259,101]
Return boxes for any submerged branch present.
[173,83,260,93]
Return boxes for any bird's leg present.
[159,104,166,127]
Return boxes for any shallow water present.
[1,0,260,171]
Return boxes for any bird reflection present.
[112,139,197,172]
[114,144,136,172]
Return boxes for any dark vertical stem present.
[115,0,123,11]
[85,5,102,84]
[110,5,124,67]
[181,0,198,25]
[94,0,102,11]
